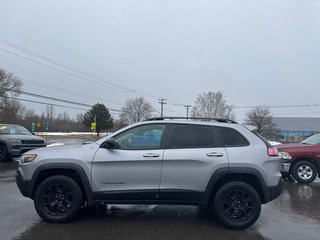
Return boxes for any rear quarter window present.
[216,126,249,147]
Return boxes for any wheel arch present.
[30,163,93,203]
[204,167,271,204]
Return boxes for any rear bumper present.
[263,178,283,203]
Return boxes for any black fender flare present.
[203,167,270,204]
[29,163,93,203]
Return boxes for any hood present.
[277,143,308,151]
[25,141,100,161]
[0,134,45,141]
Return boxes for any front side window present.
[167,124,219,149]
[113,124,166,150]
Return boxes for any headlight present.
[8,138,21,144]
[279,152,292,160]
[20,154,37,163]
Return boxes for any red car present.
[277,134,320,183]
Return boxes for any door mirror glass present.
[103,138,117,149]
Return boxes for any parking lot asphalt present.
[1,138,319,240]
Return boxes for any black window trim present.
[165,123,223,149]
[106,123,169,151]
[215,126,250,148]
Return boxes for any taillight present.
[268,147,279,156]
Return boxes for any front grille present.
[21,139,44,145]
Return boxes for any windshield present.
[0,125,32,135]
[301,134,320,145]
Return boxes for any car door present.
[160,123,229,201]
[92,123,167,200]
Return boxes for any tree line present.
[0,68,279,139]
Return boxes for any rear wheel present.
[34,175,82,223]
[292,161,317,184]
[213,181,261,229]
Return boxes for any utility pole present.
[184,105,192,119]
[158,99,166,117]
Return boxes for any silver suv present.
[16,118,283,229]
[0,124,46,162]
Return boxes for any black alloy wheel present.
[34,175,82,223]
[213,181,261,229]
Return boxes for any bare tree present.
[0,99,25,123]
[120,97,154,124]
[46,105,55,123]
[0,69,22,98]
[0,69,23,122]
[244,106,279,139]
[76,113,84,124]
[191,91,235,120]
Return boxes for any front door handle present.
[207,152,224,157]
[143,153,160,158]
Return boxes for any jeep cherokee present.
[16,118,283,229]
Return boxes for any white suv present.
[16,118,283,229]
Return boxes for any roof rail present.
[146,117,237,123]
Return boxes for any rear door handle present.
[207,152,224,157]
[143,153,160,158]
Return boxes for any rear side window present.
[167,124,220,149]
[216,126,249,147]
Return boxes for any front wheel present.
[0,145,9,162]
[213,181,261,230]
[292,161,317,184]
[34,175,82,223]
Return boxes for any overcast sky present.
[1,0,320,122]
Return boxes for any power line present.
[234,104,320,109]
[2,87,122,112]
[0,38,192,108]
[5,96,87,111]
[6,38,318,113]
[0,47,133,93]
[3,97,122,115]
[0,38,198,110]
[0,38,161,99]
[18,77,125,106]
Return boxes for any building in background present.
[273,117,320,143]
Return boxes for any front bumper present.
[280,163,291,173]
[15,169,33,199]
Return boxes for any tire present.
[34,175,82,223]
[213,181,261,230]
[292,161,317,184]
[0,145,9,162]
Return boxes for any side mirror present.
[103,138,117,149]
